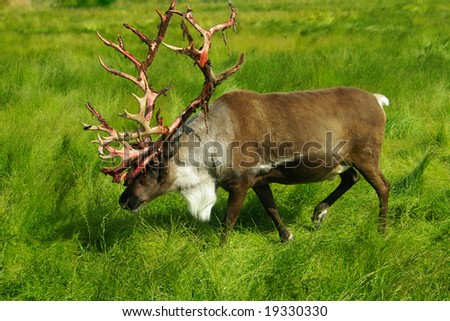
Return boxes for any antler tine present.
[123,23,152,46]
[96,31,142,68]
[210,0,238,35]
[97,55,142,88]
[118,88,170,137]
[96,31,146,90]
[215,52,245,84]
[140,0,177,73]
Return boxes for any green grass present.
[0,0,449,300]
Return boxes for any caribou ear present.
[157,165,169,184]
[163,139,179,160]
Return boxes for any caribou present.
[84,0,390,242]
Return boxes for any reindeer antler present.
[164,0,244,113]
[84,0,243,184]
[84,1,176,183]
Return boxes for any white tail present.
[373,94,390,109]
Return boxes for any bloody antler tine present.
[97,55,142,87]
[123,23,152,46]
[96,31,142,70]
[215,52,245,84]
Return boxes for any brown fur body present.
[120,87,390,242]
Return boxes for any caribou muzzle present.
[119,192,145,212]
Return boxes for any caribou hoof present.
[281,232,294,243]
[312,204,329,228]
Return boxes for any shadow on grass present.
[210,185,322,239]
[389,150,437,224]
[391,150,434,194]
[53,185,320,251]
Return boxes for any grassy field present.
[0,0,449,300]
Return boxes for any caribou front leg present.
[221,187,248,244]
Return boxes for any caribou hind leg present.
[312,167,360,228]
[354,163,390,232]
[253,184,293,242]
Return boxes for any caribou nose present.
[119,193,145,212]
[119,194,131,210]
